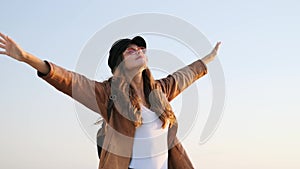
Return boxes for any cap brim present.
[130,36,146,48]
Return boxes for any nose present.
[137,48,143,53]
[135,49,143,55]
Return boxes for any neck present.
[114,68,147,105]
[129,71,149,107]
[130,72,144,96]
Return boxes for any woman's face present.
[122,44,148,72]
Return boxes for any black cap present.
[108,36,146,73]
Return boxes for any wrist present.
[201,55,212,64]
[21,52,32,63]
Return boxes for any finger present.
[6,36,18,47]
[0,32,7,40]
[0,51,7,55]
[214,42,221,51]
[6,36,15,43]
[0,38,5,45]
[0,37,6,44]
[0,43,5,49]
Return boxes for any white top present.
[129,105,169,169]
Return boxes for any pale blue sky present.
[0,0,300,169]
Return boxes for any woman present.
[0,32,221,169]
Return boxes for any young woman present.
[0,32,221,169]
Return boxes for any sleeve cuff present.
[198,59,208,74]
[37,60,52,77]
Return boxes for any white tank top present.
[129,105,169,169]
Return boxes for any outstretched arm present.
[0,32,50,74]
[158,42,221,101]
[0,32,110,120]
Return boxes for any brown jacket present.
[38,59,207,169]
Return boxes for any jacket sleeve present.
[158,59,207,101]
[37,61,110,120]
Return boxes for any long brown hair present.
[133,68,176,128]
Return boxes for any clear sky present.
[0,0,299,169]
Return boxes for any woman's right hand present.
[0,32,27,62]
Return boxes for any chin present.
[136,60,147,68]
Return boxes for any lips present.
[135,55,144,60]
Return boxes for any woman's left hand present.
[202,42,221,64]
